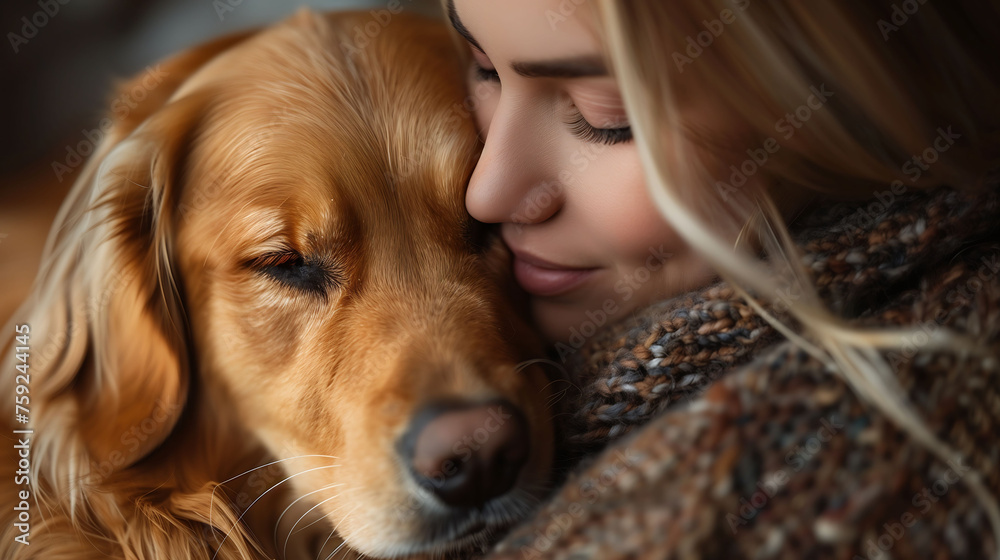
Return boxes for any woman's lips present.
[509,248,597,297]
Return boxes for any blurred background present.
[0,0,440,182]
[0,0,439,317]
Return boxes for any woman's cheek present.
[588,147,682,259]
[608,204,681,273]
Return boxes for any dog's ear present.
[5,31,256,475]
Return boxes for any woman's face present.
[450,0,714,346]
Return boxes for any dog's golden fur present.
[1,10,553,559]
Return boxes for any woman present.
[447,0,1000,557]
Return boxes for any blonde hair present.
[595,0,1000,552]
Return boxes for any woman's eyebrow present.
[446,0,607,79]
[511,57,607,78]
[447,0,484,52]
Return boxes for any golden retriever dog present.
[1,9,554,560]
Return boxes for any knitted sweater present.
[486,182,1000,559]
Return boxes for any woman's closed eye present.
[470,62,631,144]
[566,112,633,145]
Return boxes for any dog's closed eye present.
[247,251,339,295]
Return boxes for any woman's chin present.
[531,295,633,353]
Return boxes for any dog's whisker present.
[302,488,368,536]
[315,501,360,560]
[315,524,338,560]
[209,454,340,528]
[538,376,578,391]
[274,482,345,559]
[316,488,361,560]
[210,464,341,560]
[329,522,370,560]
[282,486,349,560]
[326,541,348,560]
[289,492,351,535]
[514,357,568,378]
[545,393,570,411]
[316,531,339,560]
[316,526,358,560]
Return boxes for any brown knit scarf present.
[554,181,1000,461]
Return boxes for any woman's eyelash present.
[473,63,500,82]
[566,113,633,145]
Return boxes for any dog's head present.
[11,10,553,558]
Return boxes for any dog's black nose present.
[399,400,529,508]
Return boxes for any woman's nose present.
[465,99,564,226]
